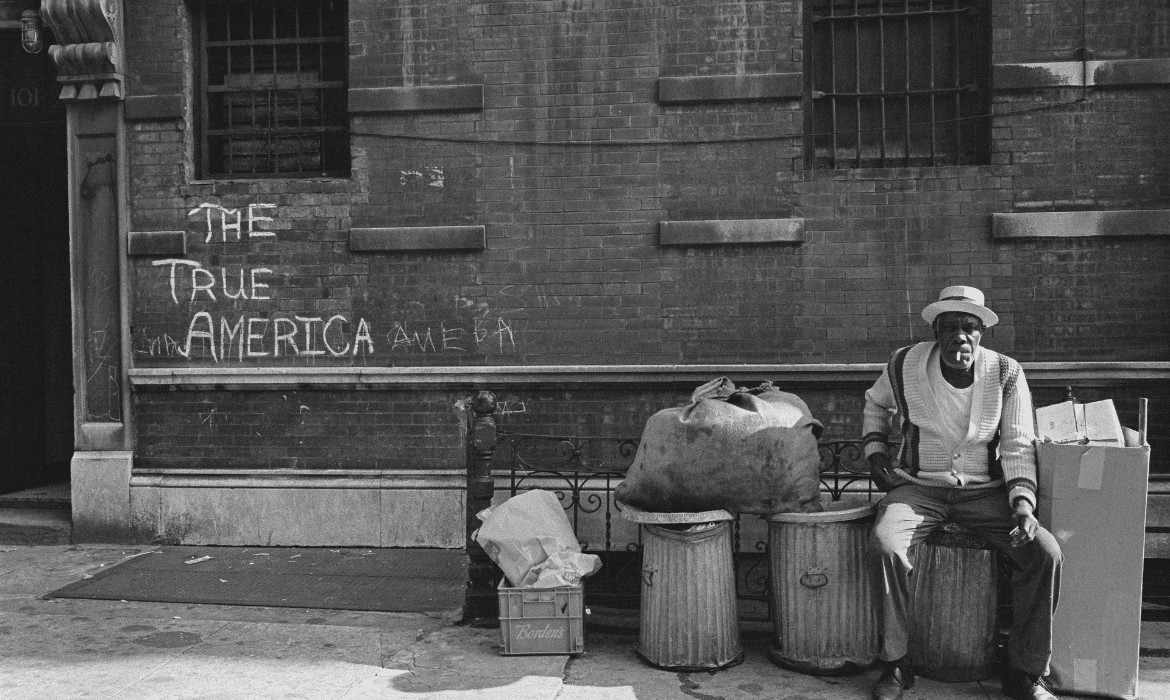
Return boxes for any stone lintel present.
[348,84,484,113]
[660,218,805,246]
[658,72,803,104]
[350,226,486,252]
[992,210,1170,239]
[128,230,186,256]
[124,94,184,120]
[994,59,1170,90]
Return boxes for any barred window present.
[198,0,349,178]
[805,0,990,169]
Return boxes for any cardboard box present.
[497,580,584,655]
[1037,430,1149,700]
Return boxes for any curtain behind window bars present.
[807,0,990,169]
[200,0,349,177]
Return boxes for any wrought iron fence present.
[493,428,887,614]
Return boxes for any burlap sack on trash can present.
[615,378,824,515]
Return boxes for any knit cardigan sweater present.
[862,342,1039,510]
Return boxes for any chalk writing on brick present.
[399,166,444,188]
[188,202,276,243]
[151,259,272,303]
[140,202,519,362]
[385,317,517,354]
[176,313,376,362]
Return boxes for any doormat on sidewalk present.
[47,546,468,613]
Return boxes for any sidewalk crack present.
[104,619,233,699]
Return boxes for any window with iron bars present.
[804,0,990,169]
[198,0,349,178]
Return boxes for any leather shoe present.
[871,657,915,700]
[1002,668,1059,700]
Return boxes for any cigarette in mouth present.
[954,351,962,362]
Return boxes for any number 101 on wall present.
[9,87,41,108]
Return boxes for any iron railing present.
[493,430,888,614]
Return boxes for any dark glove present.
[868,453,905,493]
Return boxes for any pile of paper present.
[474,490,602,588]
[1035,399,1124,446]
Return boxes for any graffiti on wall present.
[136,201,517,362]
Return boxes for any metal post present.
[1138,398,1148,446]
[465,390,499,623]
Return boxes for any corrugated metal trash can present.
[622,505,743,671]
[768,495,879,675]
[909,523,998,682]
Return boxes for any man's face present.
[934,311,984,371]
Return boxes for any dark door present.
[0,31,72,495]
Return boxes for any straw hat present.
[921,285,999,328]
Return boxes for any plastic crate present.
[497,580,584,655]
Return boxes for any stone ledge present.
[129,469,465,491]
[348,84,484,113]
[658,72,802,104]
[124,94,184,121]
[127,362,1170,390]
[128,230,186,256]
[350,226,485,252]
[994,58,1170,90]
[992,210,1170,239]
[660,218,805,246]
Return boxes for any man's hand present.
[868,453,904,493]
[1011,498,1039,547]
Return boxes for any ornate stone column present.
[41,0,133,541]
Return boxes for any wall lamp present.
[21,8,42,54]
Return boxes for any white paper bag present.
[474,490,602,588]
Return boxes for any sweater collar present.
[915,342,989,439]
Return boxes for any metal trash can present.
[622,506,743,671]
[909,523,998,682]
[768,496,879,675]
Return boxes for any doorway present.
[0,29,72,498]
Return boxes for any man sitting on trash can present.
[861,285,1063,700]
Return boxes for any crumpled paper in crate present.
[474,490,602,588]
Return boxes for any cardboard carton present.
[1037,428,1149,700]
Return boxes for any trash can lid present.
[618,502,734,524]
[768,495,878,523]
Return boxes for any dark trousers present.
[867,483,1063,676]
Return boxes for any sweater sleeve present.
[863,362,897,459]
[999,361,1039,510]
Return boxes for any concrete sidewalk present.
[2,545,1168,700]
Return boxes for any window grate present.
[198,0,349,178]
[805,0,990,169]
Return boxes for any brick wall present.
[994,0,1170,62]
[123,0,1170,473]
[134,389,466,470]
[124,0,187,97]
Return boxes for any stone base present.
[128,470,466,547]
[71,451,133,543]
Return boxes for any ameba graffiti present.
[136,201,517,363]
